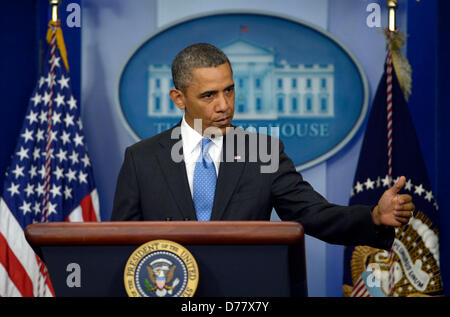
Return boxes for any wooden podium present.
[25,221,307,297]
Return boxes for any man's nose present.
[215,93,229,112]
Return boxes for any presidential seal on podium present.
[124,240,199,297]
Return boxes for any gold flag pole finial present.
[49,0,61,22]
[387,0,398,32]
[385,0,412,101]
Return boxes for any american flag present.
[0,23,100,297]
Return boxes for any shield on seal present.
[156,276,166,289]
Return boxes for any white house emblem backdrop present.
[117,12,368,170]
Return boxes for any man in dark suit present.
[111,43,414,250]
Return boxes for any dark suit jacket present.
[111,124,394,250]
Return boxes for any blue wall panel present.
[0,1,40,194]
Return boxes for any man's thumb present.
[391,176,406,193]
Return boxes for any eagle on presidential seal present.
[145,262,179,297]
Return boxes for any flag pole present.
[386,0,402,297]
[387,0,398,32]
[49,0,61,22]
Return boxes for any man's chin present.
[204,125,232,137]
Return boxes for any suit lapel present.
[210,129,246,220]
[156,124,197,220]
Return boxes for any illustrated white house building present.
[147,40,334,119]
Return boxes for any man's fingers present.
[395,210,414,218]
[395,202,415,211]
[398,194,412,203]
[390,176,406,194]
[395,216,410,225]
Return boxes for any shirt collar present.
[181,115,223,155]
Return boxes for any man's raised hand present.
[372,176,415,227]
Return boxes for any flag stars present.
[29,165,37,179]
[35,183,45,197]
[414,184,425,196]
[50,184,62,198]
[79,171,88,184]
[47,202,57,216]
[376,176,381,188]
[355,181,364,193]
[4,55,97,227]
[42,91,51,106]
[38,76,45,88]
[65,168,77,183]
[53,166,64,180]
[24,183,34,197]
[21,128,34,143]
[38,166,47,179]
[16,146,29,161]
[11,164,25,179]
[30,92,42,106]
[39,111,48,124]
[73,133,84,147]
[58,74,70,90]
[60,130,71,145]
[424,190,434,202]
[81,154,91,168]
[67,95,77,110]
[69,151,79,165]
[381,175,391,187]
[50,56,61,68]
[26,110,38,125]
[36,129,45,142]
[64,187,72,200]
[404,179,413,191]
[19,201,32,215]
[55,149,67,163]
[63,113,74,128]
[364,178,375,190]
[41,148,55,160]
[54,93,65,107]
[33,147,41,160]
[7,182,20,197]
[49,130,58,143]
[45,73,56,88]
[353,175,438,209]
[52,112,62,125]
[33,202,41,215]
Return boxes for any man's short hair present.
[171,43,232,92]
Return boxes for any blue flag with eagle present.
[342,31,444,297]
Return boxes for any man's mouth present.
[213,117,231,126]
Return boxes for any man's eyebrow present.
[198,90,217,97]
[198,84,234,97]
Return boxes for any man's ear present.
[169,89,186,110]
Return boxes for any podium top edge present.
[25,221,304,246]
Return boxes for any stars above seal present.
[350,174,438,210]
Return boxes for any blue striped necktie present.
[193,138,217,221]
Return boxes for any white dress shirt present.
[181,115,222,198]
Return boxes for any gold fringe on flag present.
[385,29,412,101]
[46,20,70,72]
